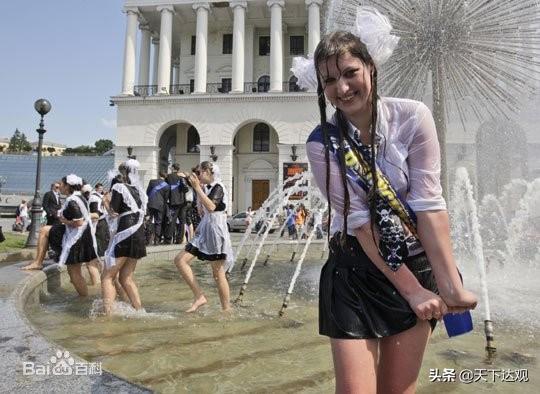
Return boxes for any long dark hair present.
[314,31,380,247]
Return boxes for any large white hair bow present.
[291,6,399,91]
[66,174,83,186]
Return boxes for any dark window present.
[223,34,233,54]
[187,126,200,153]
[253,123,270,152]
[289,75,300,92]
[259,36,270,56]
[289,36,304,55]
[257,75,270,92]
[191,36,196,55]
[189,79,194,93]
[221,78,232,93]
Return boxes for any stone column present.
[230,1,247,93]
[151,37,160,86]
[193,2,210,94]
[157,5,175,94]
[138,23,152,86]
[267,0,284,92]
[121,7,139,95]
[305,0,322,56]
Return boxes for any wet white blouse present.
[306,97,446,236]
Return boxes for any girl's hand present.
[404,288,448,321]
[439,288,477,313]
[189,173,201,191]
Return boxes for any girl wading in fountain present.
[293,7,477,393]
[22,174,98,296]
[174,161,234,312]
[101,160,147,315]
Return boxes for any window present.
[187,126,200,153]
[223,34,233,54]
[191,36,196,55]
[289,75,300,92]
[257,75,270,92]
[189,79,195,93]
[289,36,304,55]
[253,123,270,152]
[221,78,232,93]
[259,36,270,56]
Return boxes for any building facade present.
[112,0,323,213]
[111,0,540,213]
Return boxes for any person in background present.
[42,182,62,225]
[17,200,29,232]
[165,163,189,244]
[146,171,170,245]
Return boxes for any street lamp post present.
[26,99,52,247]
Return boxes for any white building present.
[111,0,323,213]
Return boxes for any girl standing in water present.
[173,161,234,313]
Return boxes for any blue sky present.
[0,0,124,146]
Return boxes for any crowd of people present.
[20,160,234,314]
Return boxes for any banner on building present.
[283,162,308,200]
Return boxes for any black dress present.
[89,193,110,257]
[49,194,97,265]
[109,184,147,259]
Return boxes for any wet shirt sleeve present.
[405,103,447,211]
[307,139,371,232]
[208,184,226,211]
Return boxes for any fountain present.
[18,1,540,391]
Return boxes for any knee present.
[174,252,187,267]
[118,274,131,287]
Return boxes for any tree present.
[64,145,95,155]
[94,139,114,154]
[47,147,56,154]
[7,129,32,152]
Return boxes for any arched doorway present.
[232,121,279,213]
[158,123,201,175]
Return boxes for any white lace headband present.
[66,174,83,186]
[291,6,399,90]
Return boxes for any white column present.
[121,7,139,95]
[230,1,247,93]
[267,0,284,92]
[151,37,160,86]
[305,0,322,56]
[138,23,152,86]
[193,2,210,93]
[157,5,175,94]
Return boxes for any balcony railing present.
[133,82,307,97]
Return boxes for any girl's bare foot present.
[21,262,43,270]
[186,295,207,313]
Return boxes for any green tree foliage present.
[94,139,114,154]
[7,129,32,152]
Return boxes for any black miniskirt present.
[319,233,438,339]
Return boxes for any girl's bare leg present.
[377,320,431,394]
[21,226,52,270]
[67,264,88,297]
[174,250,207,312]
[86,259,102,285]
[118,258,142,310]
[101,257,126,315]
[330,338,378,393]
[211,260,231,312]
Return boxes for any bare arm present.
[354,223,448,320]
[188,174,216,212]
[416,210,477,312]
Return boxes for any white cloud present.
[101,118,116,129]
